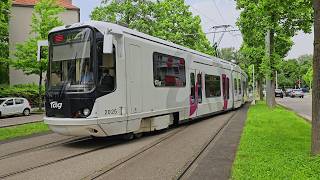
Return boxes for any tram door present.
[222,74,229,110]
[127,44,142,114]
[189,70,202,117]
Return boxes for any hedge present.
[0,84,44,108]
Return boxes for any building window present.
[205,75,221,98]
[153,52,186,87]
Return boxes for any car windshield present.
[48,28,94,93]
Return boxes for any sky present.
[72,0,314,59]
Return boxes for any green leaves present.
[12,0,64,75]
[237,0,313,80]
[91,0,215,55]
[0,0,11,84]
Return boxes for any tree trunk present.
[312,0,320,155]
[38,69,43,111]
[257,79,264,100]
[266,72,276,108]
[265,29,276,108]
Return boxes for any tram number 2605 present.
[105,108,118,115]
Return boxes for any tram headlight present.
[83,108,91,117]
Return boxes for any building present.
[9,0,80,85]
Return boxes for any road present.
[0,114,44,128]
[0,105,249,180]
[276,93,312,121]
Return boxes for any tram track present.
[0,126,187,179]
[82,111,238,180]
[0,137,123,179]
[0,109,240,180]
[0,136,90,160]
[81,126,188,180]
[175,109,239,180]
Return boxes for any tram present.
[41,21,248,137]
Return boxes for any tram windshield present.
[48,28,94,93]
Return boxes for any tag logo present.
[50,101,62,109]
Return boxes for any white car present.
[0,98,31,117]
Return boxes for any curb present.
[277,103,311,123]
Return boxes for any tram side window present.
[190,73,195,103]
[226,77,230,99]
[197,73,202,103]
[205,75,221,98]
[97,42,116,93]
[234,78,237,94]
[238,79,241,94]
[153,52,186,87]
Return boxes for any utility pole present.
[312,0,320,155]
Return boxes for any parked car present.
[301,87,309,93]
[275,89,284,98]
[285,88,293,97]
[290,89,304,98]
[0,98,31,117]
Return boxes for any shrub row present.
[0,84,44,108]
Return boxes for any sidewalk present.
[184,103,249,180]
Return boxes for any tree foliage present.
[218,47,238,61]
[12,0,64,75]
[11,0,64,109]
[237,0,313,106]
[91,0,214,55]
[0,0,11,84]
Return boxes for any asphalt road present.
[0,114,44,128]
[276,93,312,121]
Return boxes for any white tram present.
[43,21,248,137]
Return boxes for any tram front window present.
[49,28,94,93]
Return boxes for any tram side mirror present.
[103,34,113,54]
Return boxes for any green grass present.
[232,101,320,180]
[0,122,50,141]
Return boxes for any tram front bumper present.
[44,117,107,137]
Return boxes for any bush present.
[0,84,44,108]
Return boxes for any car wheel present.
[23,108,30,116]
[0,111,1,117]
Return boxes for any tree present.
[218,47,237,61]
[237,0,313,108]
[91,0,214,55]
[0,0,11,84]
[312,0,320,155]
[303,66,313,90]
[11,0,64,110]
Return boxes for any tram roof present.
[51,21,244,74]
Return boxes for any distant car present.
[275,89,284,98]
[0,98,31,117]
[301,87,309,93]
[285,88,293,97]
[290,89,304,98]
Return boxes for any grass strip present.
[0,122,50,141]
[232,101,320,179]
